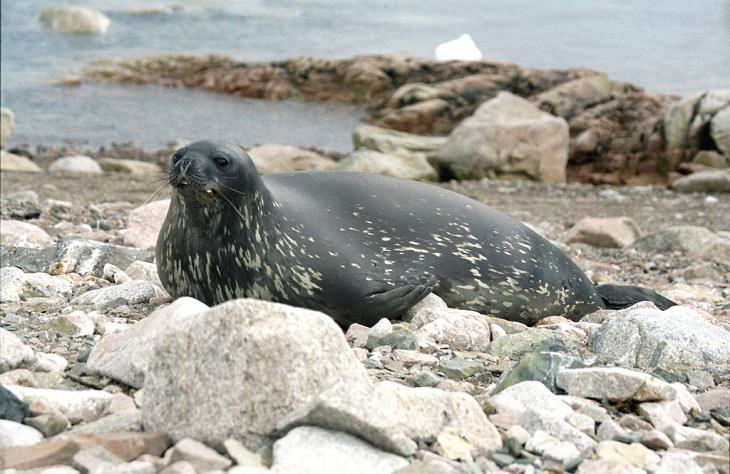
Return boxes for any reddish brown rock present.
[0,438,80,469]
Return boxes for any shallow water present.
[1,0,729,150]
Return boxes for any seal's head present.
[168,139,259,205]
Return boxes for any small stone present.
[24,412,71,437]
[668,383,701,416]
[369,318,393,335]
[641,429,673,450]
[556,367,675,402]
[70,280,163,309]
[68,431,170,462]
[124,261,163,287]
[49,155,103,175]
[687,371,715,389]
[595,440,659,469]
[223,438,264,467]
[49,311,95,337]
[35,352,69,373]
[638,400,688,430]
[565,217,641,248]
[160,461,197,474]
[0,327,38,371]
[122,200,170,249]
[493,351,583,393]
[489,380,573,420]
[525,430,581,462]
[436,429,473,461]
[392,350,438,367]
[519,408,596,451]
[566,411,595,436]
[672,169,730,193]
[72,445,125,473]
[0,384,30,422]
[506,425,530,446]
[68,410,142,435]
[6,385,113,424]
[345,323,369,346]
[490,452,515,468]
[0,150,42,172]
[412,371,441,388]
[576,458,645,474]
[694,387,729,412]
[401,293,447,322]
[0,438,81,469]
[490,324,507,340]
[438,358,484,380]
[558,395,610,423]
[108,393,136,414]
[0,419,44,448]
[167,438,232,471]
[665,423,730,452]
[596,419,627,442]
[367,329,419,350]
[650,451,704,474]
[411,308,491,352]
[1,220,54,249]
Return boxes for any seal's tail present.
[595,284,676,310]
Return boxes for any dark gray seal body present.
[157,140,673,327]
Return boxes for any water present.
[2,0,729,150]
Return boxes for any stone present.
[535,74,615,117]
[694,388,729,412]
[87,297,209,388]
[711,104,730,155]
[560,396,609,423]
[1,190,41,219]
[248,144,336,174]
[412,371,441,388]
[35,352,69,373]
[65,431,169,462]
[123,261,163,287]
[556,367,675,402]
[49,311,95,337]
[489,381,573,420]
[525,430,580,463]
[576,458,644,474]
[638,400,688,429]
[401,293,448,322]
[692,150,728,168]
[39,6,110,34]
[687,370,715,389]
[493,351,583,393]
[392,350,438,367]
[436,429,473,461]
[663,93,704,149]
[353,125,447,159]
[596,419,627,442]
[223,438,264,467]
[0,384,30,422]
[437,358,484,380]
[70,280,164,309]
[69,409,142,435]
[1,107,14,147]
[277,380,501,457]
[167,438,232,471]
[25,412,71,437]
[665,423,730,452]
[0,327,38,371]
[271,426,408,474]
[97,158,162,175]
[5,385,113,424]
[94,460,157,474]
[641,429,673,450]
[0,150,43,172]
[518,408,596,451]
[0,438,81,469]
[0,369,38,387]
[367,330,419,350]
[566,411,595,436]
[334,149,437,181]
[490,324,506,340]
[72,445,125,473]
[486,328,585,358]
[108,394,136,414]
[435,91,569,182]
[48,155,103,174]
[143,299,370,450]
[0,266,26,303]
[588,304,730,371]
[595,440,659,469]
[668,383,701,416]
[122,200,170,249]
[160,461,196,474]
[651,451,704,474]
[1,220,53,249]
[0,419,44,448]
[672,169,730,193]
[565,217,641,248]
[633,226,730,265]
[409,308,491,352]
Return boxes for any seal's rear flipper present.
[596,284,676,310]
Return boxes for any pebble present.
[0,419,44,448]
[437,358,484,380]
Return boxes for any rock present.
[248,144,336,174]
[0,150,43,172]
[490,381,573,420]
[672,169,730,193]
[566,411,595,436]
[486,328,585,358]
[1,190,41,219]
[124,261,163,287]
[401,293,448,322]
[271,426,408,474]
[668,383,701,415]
[651,451,704,474]
[367,329,419,351]
[633,226,730,265]
[436,429,473,461]
[71,445,125,473]
[525,430,580,463]
[434,34,482,61]
[25,412,71,437]
[518,408,596,451]
[0,268,75,303]
[97,158,162,175]
[335,149,437,181]
[122,200,170,249]
[0,419,44,448]
[1,107,14,147]
[711,104,730,155]
[5,385,113,424]
[565,217,641,248]
[48,155,103,174]
[412,371,441,388]
[160,461,196,474]
[353,125,447,159]
[143,299,370,450]
[39,6,110,35]
[70,280,164,309]
[556,367,675,402]
[410,308,491,351]
[492,351,583,393]
[1,220,54,249]
[35,352,69,373]
[223,438,264,467]
[369,318,393,336]
[596,419,627,442]
[167,438,232,471]
[49,311,95,337]
[438,358,484,380]
[0,438,81,469]
[87,297,208,388]
[0,327,38,371]
[576,458,644,474]
[692,150,728,168]
[69,409,142,434]
[2,238,154,278]
[0,267,25,302]
[638,400,687,430]
[277,380,501,457]
[392,350,438,367]
[0,385,30,422]
[694,387,730,412]
[664,93,704,149]
[665,423,730,452]
[588,304,730,371]
[642,429,673,450]
[435,91,569,182]
[535,74,615,117]
[559,396,610,423]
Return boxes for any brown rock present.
[0,438,80,469]
[122,199,170,249]
[694,388,729,412]
[69,431,170,461]
[565,217,642,248]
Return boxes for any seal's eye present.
[213,157,229,168]
[172,153,183,164]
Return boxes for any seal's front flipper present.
[352,274,438,326]
[596,284,676,310]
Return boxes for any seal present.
[156,140,674,327]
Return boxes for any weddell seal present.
[156,140,675,326]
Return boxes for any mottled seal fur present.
[157,140,673,327]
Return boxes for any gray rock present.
[248,144,336,174]
[0,190,41,218]
[637,400,687,430]
[70,280,165,309]
[663,93,705,149]
[559,396,610,423]
[124,261,163,287]
[596,419,627,442]
[1,220,53,249]
[641,429,673,450]
[650,451,703,474]
[665,423,730,452]
[35,352,69,373]
[536,74,616,117]
[486,328,585,359]
[72,446,125,473]
[167,438,232,472]
[0,419,44,448]
[271,426,408,474]
[595,440,659,469]
[160,461,196,474]
[588,304,730,371]
[0,266,26,302]
[87,297,209,388]
[25,412,71,437]
[1,107,14,147]
[5,385,113,424]
[694,387,730,412]
[556,367,676,402]
[222,438,264,468]
[69,409,142,434]
[0,327,38,371]
[353,125,447,159]
[566,411,595,436]
[0,385,29,422]
[438,358,485,380]
[518,408,596,451]
[49,311,95,337]
[334,149,438,181]
[711,104,730,155]
[122,200,169,250]
[492,351,583,394]
[412,371,441,388]
[489,381,573,420]
[277,380,502,457]
[692,150,728,168]
[1,239,153,277]
[525,430,580,463]
[401,293,447,322]
[410,308,491,352]
[49,155,103,174]
[367,329,419,350]
[435,91,569,183]
[633,226,729,265]
[672,169,730,193]
[565,217,641,248]
[143,299,370,450]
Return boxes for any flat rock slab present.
[556,367,675,402]
[6,385,113,424]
